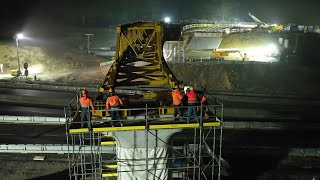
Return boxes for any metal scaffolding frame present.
[65,94,225,180]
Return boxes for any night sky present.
[0,0,319,25]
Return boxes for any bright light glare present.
[0,74,13,79]
[17,33,24,39]
[265,44,278,55]
[164,17,171,23]
[244,43,279,62]
[28,64,44,74]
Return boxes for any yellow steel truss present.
[102,22,180,89]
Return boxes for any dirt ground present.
[170,61,320,97]
[0,160,68,180]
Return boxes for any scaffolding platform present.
[65,101,227,180]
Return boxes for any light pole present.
[84,33,94,54]
[14,33,24,75]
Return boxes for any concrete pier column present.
[110,129,182,180]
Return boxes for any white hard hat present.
[183,86,190,93]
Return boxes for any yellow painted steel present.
[102,173,118,177]
[10,69,21,77]
[69,122,219,134]
[213,50,230,57]
[104,164,118,169]
[93,126,146,132]
[143,92,158,99]
[159,107,174,115]
[203,122,221,127]
[103,133,114,137]
[150,123,199,129]
[101,141,116,145]
[92,101,130,118]
[102,22,179,89]
[69,128,89,134]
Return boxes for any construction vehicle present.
[248,12,283,32]
[212,48,247,61]
[248,12,269,28]
[10,69,22,77]
[10,63,28,77]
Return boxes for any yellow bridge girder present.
[102,22,181,89]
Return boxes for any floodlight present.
[17,33,24,39]
[164,17,171,23]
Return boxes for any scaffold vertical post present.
[193,127,197,179]
[145,104,149,180]
[212,126,216,180]
[198,103,203,179]
[65,107,72,180]
[218,103,224,180]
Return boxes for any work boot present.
[115,122,123,127]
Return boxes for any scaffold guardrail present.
[0,144,114,154]
[0,115,65,124]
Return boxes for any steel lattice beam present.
[102,22,180,89]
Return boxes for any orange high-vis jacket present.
[106,95,123,109]
[200,95,207,103]
[80,97,92,107]
[172,89,184,105]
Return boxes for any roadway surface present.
[2,87,320,120]
[0,124,65,144]
[0,87,74,117]
[0,103,64,117]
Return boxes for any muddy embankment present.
[170,62,320,97]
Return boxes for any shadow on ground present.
[28,169,69,180]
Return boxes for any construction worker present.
[172,84,184,121]
[199,92,208,117]
[95,91,104,102]
[79,89,95,127]
[199,85,208,105]
[186,86,198,122]
[106,88,124,126]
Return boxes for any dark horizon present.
[0,0,319,26]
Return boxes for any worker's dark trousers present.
[80,107,90,127]
[174,104,183,120]
[187,104,198,121]
[110,106,122,124]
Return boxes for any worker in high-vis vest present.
[172,84,184,121]
[186,86,198,121]
[106,89,124,126]
[79,89,95,127]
